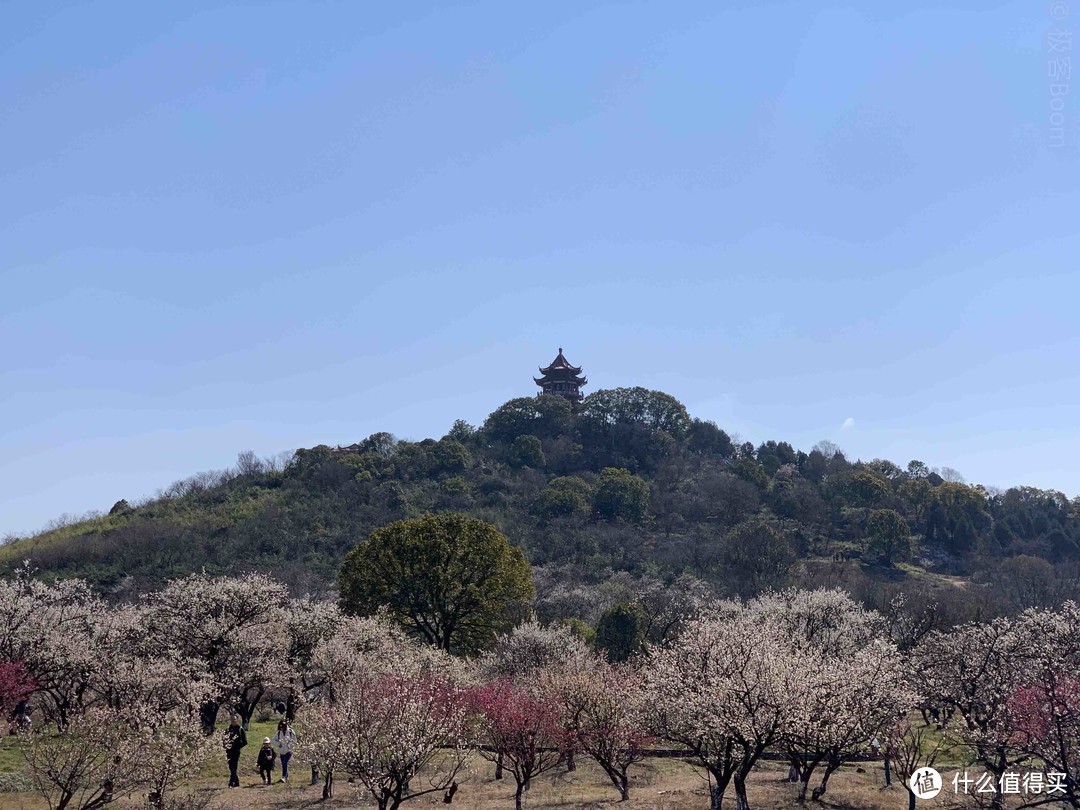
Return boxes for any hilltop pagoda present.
[535,348,587,401]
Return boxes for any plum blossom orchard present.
[4,565,1080,810]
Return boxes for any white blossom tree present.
[24,703,154,810]
[0,567,107,726]
[645,608,799,810]
[482,620,593,680]
[747,587,884,657]
[140,572,292,731]
[913,614,1036,810]
[283,596,341,717]
[783,642,913,802]
[23,684,213,810]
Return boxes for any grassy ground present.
[0,717,1056,809]
[0,730,1038,810]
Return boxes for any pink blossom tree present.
[483,620,597,773]
[470,678,568,810]
[305,667,473,810]
[1007,602,1080,807]
[1010,675,1080,807]
[545,662,652,801]
[303,615,474,801]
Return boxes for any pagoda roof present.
[535,374,587,386]
[538,348,582,375]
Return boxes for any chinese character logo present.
[910,767,943,800]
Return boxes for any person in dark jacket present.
[257,737,277,785]
[223,713,247,787]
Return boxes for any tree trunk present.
[710,782,724,810]
[495,753,503,780]
[883,756,891,787]
[792,753,822,803]
[812,757,842,800]
[515,781,525,810]
[200,701,219,735]
[236,693,261,729]
[619,773,629,802]
[565,748,576,772]
[733,771,750,810]
[323,769,334,800]
[907,789,916,810]
[797,774,810,802]
[985,759,1006,810]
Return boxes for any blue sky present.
[2,1,1079,537]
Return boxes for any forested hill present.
[4,387,1079,622]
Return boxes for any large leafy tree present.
[866,509,912,566]
[481,396,572,444]
[580,387,691,439]
[593,467,649,524]
[339,514,534,655]
[719,520,796,598]
[594,602,646,663]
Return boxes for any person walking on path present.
[272,719,298,783]
[223,712,247,787]
[257,737,277,785]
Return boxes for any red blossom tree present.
[1010,673,1080,808]
[470,679,568,810]
[0,660,34,725]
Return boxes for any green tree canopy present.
[581,387,691,439]
[866,508,912,566]
[532,476,591,522]
[338,514,535,654]
[720,520,796,598]
[509,435,545,469]
[594,601,646,663]
[482,396,572,444]
[593,468,649,524]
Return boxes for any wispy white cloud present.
[840,417,855,431]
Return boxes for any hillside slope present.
[3,388,1079,621]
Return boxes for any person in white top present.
[271,719,298,782]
